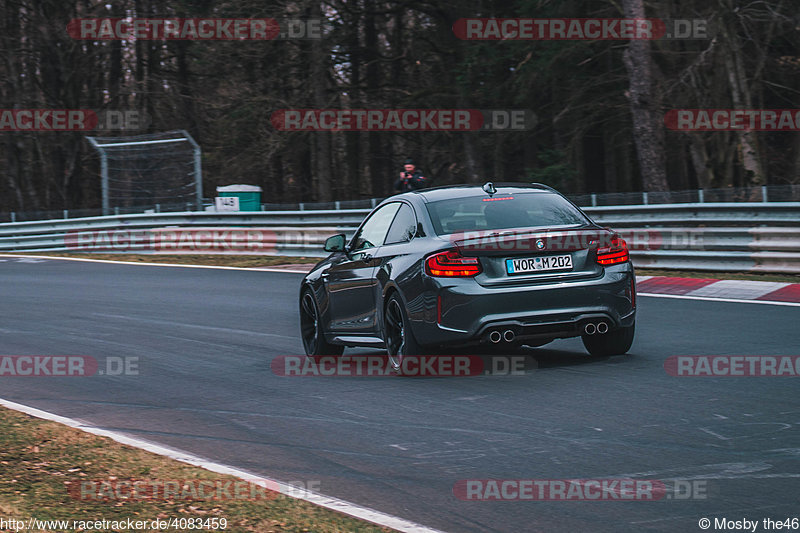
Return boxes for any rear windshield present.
[425,192,590,235]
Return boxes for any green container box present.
[216,184,262,211]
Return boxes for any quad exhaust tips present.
[486,320,610,342]
[487,329,516,344]
[584,321,609,335]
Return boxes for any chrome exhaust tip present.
[584,323,596,335]
[489,331,502,344]
[596,322,609,334]
[503,330,515,343]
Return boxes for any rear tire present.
[582,321,635,356]
[384,293,423,373]
[300,289,344,357]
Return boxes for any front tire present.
[582,321,635,356]
[384,294,423,372]
[300,289,344,357]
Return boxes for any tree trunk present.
[2,1,25,210]
[718,0,765,186]
[603,128,618,193]
[344,5,361,197]
[462,134,480,183]
[793,132,800,184]
[311,1,331,202]
[621,0,669,192]
[688,136,713,189]
[364,5,382,197]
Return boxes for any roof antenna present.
[482,181,496,196]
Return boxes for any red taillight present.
[425,250,482,277]
[596,236,629,265]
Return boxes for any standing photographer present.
[394,158,429,192]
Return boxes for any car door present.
[371,201,421,316]
[372,201,419,277]
[324,202,402,334]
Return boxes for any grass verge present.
[0,406,393,533]
[0,253,319,269]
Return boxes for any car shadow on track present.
[336,345,627,377]
[476,346,620,374]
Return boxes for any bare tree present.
[621,0,669,191]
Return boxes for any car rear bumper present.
[410,264,635,347]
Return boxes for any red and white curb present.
[4,254,798,306]
[636,276,800,306]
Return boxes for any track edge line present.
[0,397,446,533]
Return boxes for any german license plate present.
[506,255,573,275]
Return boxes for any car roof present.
[407,182,556,203]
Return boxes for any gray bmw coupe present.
[299,182,636,368]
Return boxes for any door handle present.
[362,254,372,262]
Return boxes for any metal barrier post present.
[180,130,203,211]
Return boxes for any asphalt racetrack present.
[1,257,797,533]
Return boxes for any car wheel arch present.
[300,280,319,303]
[301,281,330,328]
[380,285,402,339]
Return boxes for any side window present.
[351,203,402,251]
[384,203,417,245]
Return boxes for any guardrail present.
[1,203,799,273]
[3,183,800,223]
[584,203,800,273]
[0,210,364,258]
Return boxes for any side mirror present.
[324,233,347,253]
